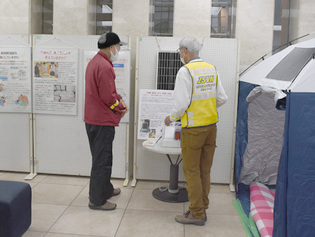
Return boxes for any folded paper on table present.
[143,138,159,147]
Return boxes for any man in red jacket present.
[85,32,128,211]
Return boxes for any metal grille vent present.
[156,51,181,90]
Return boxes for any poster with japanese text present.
[137,89,174,140]
[33,47,78,115]
[0,47,32,113]
[83,49,131,123]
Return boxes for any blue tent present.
[235,38,315,236]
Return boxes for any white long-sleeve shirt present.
[170,58,228,122]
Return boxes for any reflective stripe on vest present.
[181,61,218,128]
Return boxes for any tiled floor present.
[0,172,246,237]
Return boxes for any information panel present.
[0,47,31,113]
[32,47,79,115]
[137,89,174,140]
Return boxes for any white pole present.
[123,123,130,186]
[25,35,37,180]
[25,113,36,180]
[131,37,140,187]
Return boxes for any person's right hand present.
[164,115,172,126]
[121,109,127,117]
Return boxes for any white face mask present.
[110,45,119,62]
[180,57,186,65]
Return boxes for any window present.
[272,0,290,53]
[42,0,53,34]
[211,0,236,38]
[150,0,174,36]
[96,0,113,35]
[156,51,182,90]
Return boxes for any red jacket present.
[84,51,124,126]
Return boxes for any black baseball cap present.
[98,32,127,49]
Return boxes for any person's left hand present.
[164,115,172,126]
[120,100,129,117]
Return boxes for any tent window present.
[267,47,315,81]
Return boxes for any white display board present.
[33,35,130,178]
[135,37,239,184]
[0,35,31,172]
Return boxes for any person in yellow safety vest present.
[165,37,228,226]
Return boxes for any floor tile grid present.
[0,172,245,237]
[113,184,136,237]
[116,181,186,237]
[43,176,136,237]
[0,172,94,236]
[29,174,89,236]
[39,176,134,237]
[45,180,90,236]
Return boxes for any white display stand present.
[133,37,239,186]
[0,35,31,173]
[32,35,131,183]
[142,139,188,203]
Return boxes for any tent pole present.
[239,32,315,77]
[229,39,241,192]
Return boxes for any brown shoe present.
[175,211,205,226]
[111,188,121,197]
[88,201,116,211]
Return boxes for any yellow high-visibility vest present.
[181,61,218,128]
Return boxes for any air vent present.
[156,51,182,90]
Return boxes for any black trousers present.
[85,123,115,206]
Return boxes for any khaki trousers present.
[181,124,217,219]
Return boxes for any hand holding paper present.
[164,115,172,126]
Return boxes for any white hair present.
[179,37,201,55]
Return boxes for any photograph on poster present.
[34,62,59,78]
[53,84,76,103]
[139,118,160,139]
[140,119,151,133]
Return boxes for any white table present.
[142,139,188,203]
